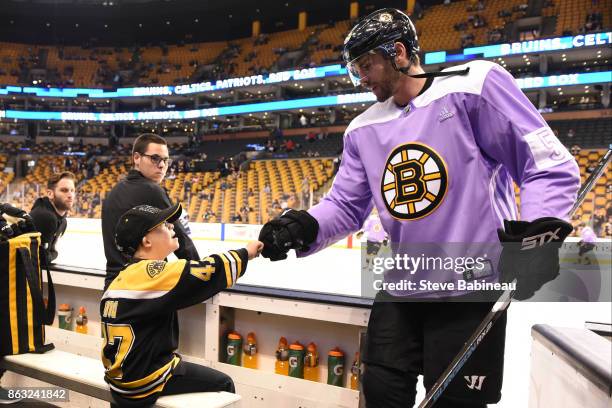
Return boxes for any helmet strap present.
[396,63,471,79]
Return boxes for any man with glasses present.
[102,133,199,289]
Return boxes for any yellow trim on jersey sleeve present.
[107,260,187,292]
[218,253,233,286]
[229,250,243,277]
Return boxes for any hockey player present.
[577,223,597,265]
[356,210,388,270]
[258,8,579,407]
[101,203,263,407]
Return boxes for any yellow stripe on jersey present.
[228,250,243,278]
[218,253,233,286]
[107,260,186,292]
[107,354,180,389]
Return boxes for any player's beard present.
[375,63,401,102]
[53,197,72,214]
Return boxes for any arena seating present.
[3,0,609,87]
[309,20,351,65]
[415,0,523,51]
[0,154,15,193]
[546,0,611,36]
[0,133,609,236]
[222,158,335,224]
[550,118,612,148]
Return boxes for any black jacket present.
[101,170,199,289]
[29,197,67,262]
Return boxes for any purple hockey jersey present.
[300,61,580,294]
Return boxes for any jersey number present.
[101,323,135,379]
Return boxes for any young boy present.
[101,203,263,407]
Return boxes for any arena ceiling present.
[0,0,443,46]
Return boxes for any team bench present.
[0,349,241,407]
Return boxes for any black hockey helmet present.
[343,8,420,86]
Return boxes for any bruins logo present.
[146,261,166,278]
[381,143,448,220]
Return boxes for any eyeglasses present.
[141,153,172,167]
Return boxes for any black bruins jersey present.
[100,249,248,403]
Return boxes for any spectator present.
[570,144,581,155]
[567,128,575,138]
[603,217,611,238]
[29,171,76,263]
[593,209,606,236]
[586,161,596,173]
[299,114,308,127]
[284,139,296,152]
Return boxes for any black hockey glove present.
[0,203,36,238]
[497,217,573,300]
[258,209,319,261]
[1,203,32,221]
[0,218,14,241]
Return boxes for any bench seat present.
[1,350,241,408]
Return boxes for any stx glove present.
[497,217,573,300]
[258,209,319,261]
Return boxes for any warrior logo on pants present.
[381,142,448,220]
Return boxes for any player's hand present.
[246,241,264,260]
[497,217,572,300]
[258,209,319,261]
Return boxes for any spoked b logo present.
[381,143,448,220]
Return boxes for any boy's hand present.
[246,241,264,260]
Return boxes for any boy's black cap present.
[115,203,182,255]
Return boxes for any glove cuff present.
[280,209,319,247]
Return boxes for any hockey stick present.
[418,146,612,408]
